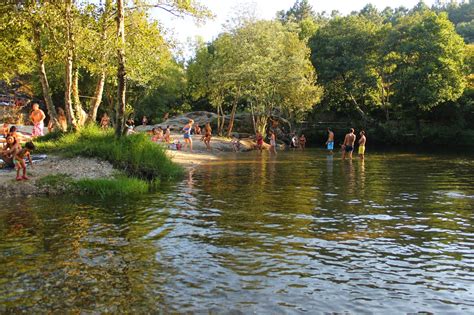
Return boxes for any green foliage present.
[389,11,466,113]
[309,15,383,119]
[188,19,322,133]
[36,173,152,197]
[36,125,184,180]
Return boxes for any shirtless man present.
[325,128,334,153]
[358,130,366,160]
[30,103,46,137]
[342,128,356,160]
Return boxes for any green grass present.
[37,174,73,189]
[37,173,156,198]
[73,176,150,198]
[36,125,184,180]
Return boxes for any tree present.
[188,20,322,136]
[309,15,383,122]
[388,11,466,127]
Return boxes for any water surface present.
[1,149,473,313]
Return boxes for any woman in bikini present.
[182,119,194,152]
[269,131,277,155]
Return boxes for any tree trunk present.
[250,100,256,134]
[226,100,238,137]
[72,65,86,126]
[219,105,226,136]
[115,0,126,137]
[64,1,78,129]
[33,23,60,129]
[348,92,368,122]
[86,71,106,124]
[256,116,267,137]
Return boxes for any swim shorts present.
[358,145,365,154]
[345,145,353,152]
[327,141,334,150]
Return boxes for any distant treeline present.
[187,0,473,146]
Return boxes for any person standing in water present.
[256,131,264,153]
[326,128,335,153]
[342,128,356,160]
[30,103,46,138]
[299,134,307,150]
[182,119,194,152]
[269,131,277,155]
[358,130,366,160]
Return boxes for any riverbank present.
[0,133,255,198]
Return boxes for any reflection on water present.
[0,150,473,313]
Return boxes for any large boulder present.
[135,111,218,132]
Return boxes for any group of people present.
[290,133,307,150]
[0,103,49,180]
[182,119,212,152]
[326,127,366,160]
[1,126,37,181]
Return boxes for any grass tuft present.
[73,176,149,198]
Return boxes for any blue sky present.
[150,0,438,58]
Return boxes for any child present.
[14,141,35,181]
[202,123,212,151]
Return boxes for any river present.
[1,149,473,313]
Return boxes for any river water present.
[1,149,473,313]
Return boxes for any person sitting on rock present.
[194,124,201,135]
[1,135,20,167]
[151,127,163,142]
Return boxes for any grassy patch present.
[73,176,150,198]
[37,174,73,189]
[36,125,183,180]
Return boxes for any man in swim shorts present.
[358,130,366,160]
[342,128,356,160]
[325,128,334,153]
[30,103,46,138]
